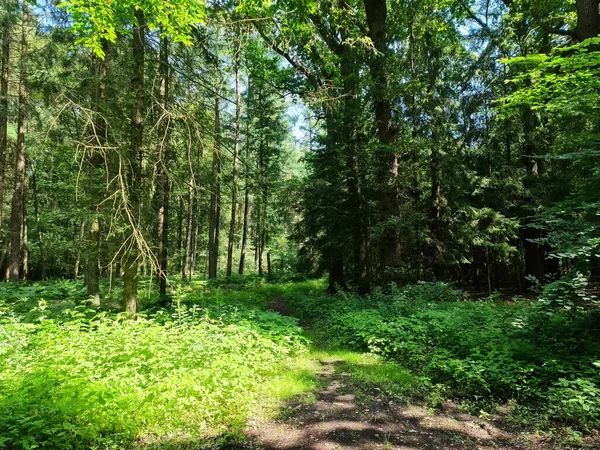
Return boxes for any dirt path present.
[246,355,550,450]
[243,298,567,450]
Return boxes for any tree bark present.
[258,226,264,278]
[576,0,600,42]
[22,191,28,280]
[340,52,371,294]
[75,221,84,279]
[87,217,100,306]
[176,195,183,271]
[86,40,108,303]
[122,8,145,313]
[208,79,222,279]
[182,181,194,281]
[363,0,400,277]
[8,2,28,281]
[238,89,251,275]
[327,257,347,293]
[226,34,242,278]
[430,141,444,280]
[267,251,272,282]
[0,14,10,230]
[191,192,200,277]
[156,31,170,304]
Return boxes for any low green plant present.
[0,285,308,449]
[284,281,600,429]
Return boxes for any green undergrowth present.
[283,282,600,431]
[3,277,600,448]
[0,279,321,449]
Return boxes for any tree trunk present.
[22,189,28,280]
[85,41,108,303]
[87,217,101,306]
[208,80,222,279]
[429,143,444,279]
[576,0,600,42]
[191,192,200,277]
[74,221,84,279]
[156,31,170,305]
[521,107,545,288]
[182,181,194,281]
[238,89,251,276]
[238,176,250,275]
[267,251,272,282]
[364,0,400,278]
[258,231,264,278]
[0,15,10,230]
[327,257,347,293]
[177,195,183,271]
[8,2,28,282]
[226,35,242,278]
[122,8,145,313]
[340,53,370,293]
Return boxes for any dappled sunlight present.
[248,355,537,450]
[419,415,505,441]
[396,405,430,420]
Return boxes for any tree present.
[8,0,29,281]
[226,28,242,278]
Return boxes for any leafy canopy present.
[58,0,206,57]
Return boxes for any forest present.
[1,0,599,449]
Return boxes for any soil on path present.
[244,298,581,450]
[246,356,553,450]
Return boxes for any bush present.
[285,281,600,428]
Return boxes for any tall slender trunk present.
[256,133,265,279]
[8,2,28,281]
[521,107,545,287]
[238,181,250,275]
[267,251,272,282]
[208,79,222,279]
[191,192,201,277]
[0,16,10,230]
[183,181,194,281]
[254,240,258,269]
[75,221,84,279]
[238,91,251,275]
[122,9,145,313]
[258,225,263,278]
[177,196,183,271]
[22,193,28,280]
[87,217,100,306]
[226,35,242,278]
[156,31,170,304]
[87,41,107,303]
[31,164,46,280]
[238,190,250,274]
[429,142,443,279]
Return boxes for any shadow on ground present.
[245,358,549,450]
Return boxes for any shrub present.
[285,281,600,428]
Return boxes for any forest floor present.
[243,297,587,450]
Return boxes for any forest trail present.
[245,299,550,450]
